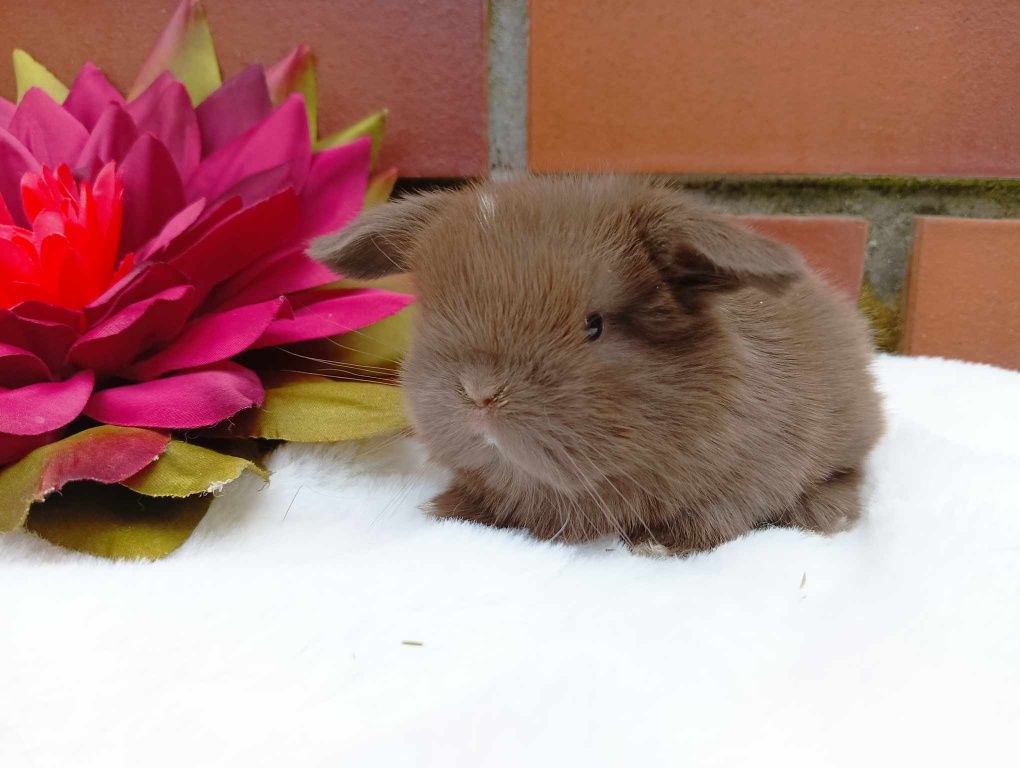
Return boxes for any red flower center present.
[0,163,134,310]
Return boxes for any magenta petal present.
[213,250,337,311]
[195,65,272,157]
[127,74,201,179]
[0,342,53,387]
[213,163,293,208]
[145,195,243,264]
[0,310,30,349]
[12,301,83,328]
[186,94,311,204]
[127,296,289,380]
[0,129,41,225]
[297,136,371,241]
[0,370,94,435]
[63,64,126,131]
[118,133,187,254]
[169,189,301,300]
[0,97,14,130]
[83,362,264,429]
[8,88,90,170]
[134,198,206,261]
[67,285,197,374]
[253,289,414,348]
[0,305,80,374]
[76,104,139,178]
[84,262,189,325]
[0,431,60,467]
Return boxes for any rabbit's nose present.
[460,377,505,408]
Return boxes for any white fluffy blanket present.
[2,355,1018,767]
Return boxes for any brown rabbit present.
[310,176,883,554]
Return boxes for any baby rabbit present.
[311,176,883,554]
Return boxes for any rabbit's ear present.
[308,191,449,278]
[630,187,805,303]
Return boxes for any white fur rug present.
[1,355,1018,767]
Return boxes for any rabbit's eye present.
[584,313,604,342]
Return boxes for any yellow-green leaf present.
[0,426,170,533]
[129,0,222,104]
[267,44,318,143]
[317,109,387,166]
[122,440,267,498]
[229,374,408,442]
[364,167,398,209]
[12,49,69,103]
[325,306,414,372]
[27,482,210,560]
[253,306,413,379]
[328,273,415,295]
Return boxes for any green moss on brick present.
[858,279,903,353]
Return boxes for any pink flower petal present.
[0,128,41,225]
[127,73,201,180]
[195,64,272,157]
[0,97,14,130]
[168,189,300,301]
[126,296,289,380]
[84,262,188,325]
[67,285,198,374]
[211,250,336,311]
[118,133,187,254]
[62,64,125,131]
[83,362,264,429]
[0,430,60,467]
[0,369,94,435]
[11,301,84,328]
[144,195,242,263]
[133,198,206,261]
[8,88,90,170]
[0,308,31,349]
[76,104,139,178]
[186,94,310,204]
[212,162,293,208]
[0,190,12,225]
[0,342,53,387]
[253,288,414,349]
[297,136,371,241]
[0,305,80,375]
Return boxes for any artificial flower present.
[0,0,410,556]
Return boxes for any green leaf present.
[122,440,268,498]
[317,109,387,166]
[325,306,414,372]
[249,306,413,380]
[26,482,211,560]
[267,44,318,143]
[12,49,69,102]
[129,0,222,104]
[364,167,398,209]
[0,426,170,533]
[227,374,408,442]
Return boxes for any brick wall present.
[4,1,1017,369]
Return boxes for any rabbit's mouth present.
[472,421,586,494]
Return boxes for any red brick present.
[904,217,1020,370]
[530,1,1020,177]
[737,215,868,299]
[0,0,487,177]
